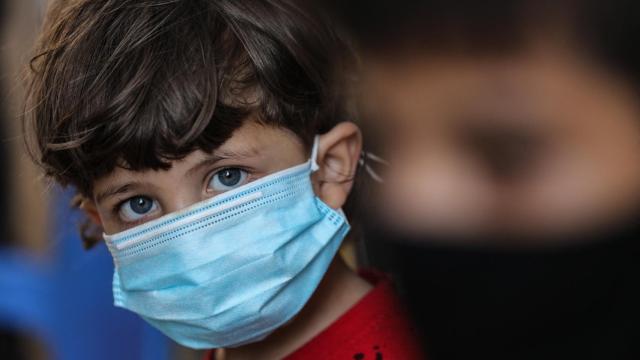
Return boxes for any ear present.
[79,198,103,226]
[312,122,362,209]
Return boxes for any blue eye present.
[208,168,248,192]
[119,196,158,222]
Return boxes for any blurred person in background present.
[327,0,640,359]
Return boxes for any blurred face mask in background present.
[365,211,640,360]
[104,137,350,349]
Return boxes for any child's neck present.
[219,256,373,360]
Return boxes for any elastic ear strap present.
[310,135,320,172]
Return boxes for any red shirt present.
[206,273,424,359]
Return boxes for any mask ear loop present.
[359,150,388,183]
[311,135,388,182]
[310,136,349,219]
[310,135,321,173]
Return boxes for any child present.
[25,0,423,359]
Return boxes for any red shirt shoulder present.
[205,272,425,360]
[284,271,425,360]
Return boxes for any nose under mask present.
[104,136,351,349]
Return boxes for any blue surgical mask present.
[103,137,349,349]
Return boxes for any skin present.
[83,120,372,358]
[360,41,640,245]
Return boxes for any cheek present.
[94,208,117,235]
[507,127,640,236]
[374,150,498,235]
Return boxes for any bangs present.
[77,25,253,176]
[29,1,253,195]
[27,0,348,196]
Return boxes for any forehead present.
[359,46,639,137]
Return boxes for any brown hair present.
[25,0,354,246]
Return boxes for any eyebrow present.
[184,146,260,178]
[95,181,146,206]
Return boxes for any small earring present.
[359,150,388,183]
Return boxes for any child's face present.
[91,121,307,234]
[360,42,640,244]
